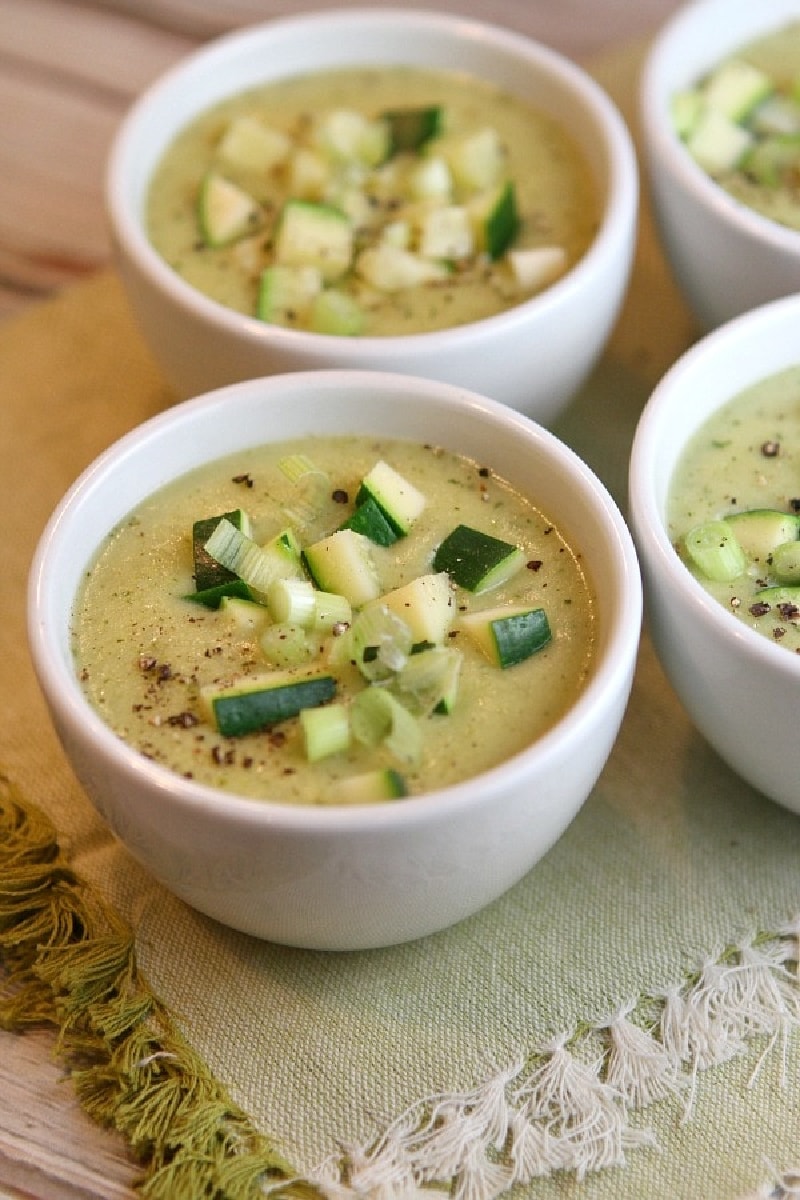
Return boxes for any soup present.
[672,22,800,232]
[72,435,597,803]
[668,365,800,652]
[146,65,599,335]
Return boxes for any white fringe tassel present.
[304,927,800,1200]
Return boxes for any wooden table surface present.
[0,2,681,1197]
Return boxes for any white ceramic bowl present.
[640,0,800,331]
[629,294,800,815]
[29,370,641,950]
[105,7,638,423]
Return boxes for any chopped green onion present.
[350,687,422,767]
[347,603,413,680]
[682,519,747,582]
[395,645,463,715]
[267,577,317,626]
[259,623,320,667]
[311,590,352,632]
[300,702,351,761]
[278,453,319,484]
[771,539,800,583]
[205,518,286,594]
[278,454,332,529]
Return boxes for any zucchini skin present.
[209,675,336,737]
[193,509,249,591]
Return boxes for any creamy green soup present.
[668,365,800,652]
[673,22,800,231]
[146,65,599,336]
[72,436,596,804]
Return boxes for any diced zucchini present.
[197,172,262,248]
[257,265,322,325]
[431,649,462,714]
[703,59,774,123]
[682,519,747,582]
[671,88,705,140]
[287,146,331,200]
[470,180,519,259]
[273,200,354,282]
[326,768,408,804]
[417,204,474,260]
[200,671,336,737]
[754,585,800,608]
[377,572,455,645]
[217,115,291,173]
[460,604,552,668]
[433,524,524,593]
[261,527,305,580]
[381,219,412,248]
[355,460,426,536]
[312,108,390,167]
[308,288,364,336]
[685,108,754,176]
[302,528,381,606]
[382,106,444,155]
[750,95,800,137]
[300,702,350,762]
[218,595,269,631]
[183,578,253,610]
[406,156,453,202]
[724,509,800,559]
[339,494,399,546]
[507,245,567,293]
[771,540,800,584]
[192,508,252,591]
[322,182,373,231]
[741,133,800,187]
[443,126,505,192]
[355,242,450,290]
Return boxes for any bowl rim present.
[29,368,642,834]
[105,5,638,355]
[629,292,800,678]
[640,0,800,257]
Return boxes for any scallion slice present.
[350,688,422,767]
[300,702,350,762]
[771,539,800,584]
[205,518,286,594]
[267,577,317,626]
[278,453,333,530]
[682,519,747,582]
[259,623,319,668]
[395,645,463,715]
[347,603,413,680]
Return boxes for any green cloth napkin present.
[3,43,800,1200]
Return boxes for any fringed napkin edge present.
[2,768,799,1200]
